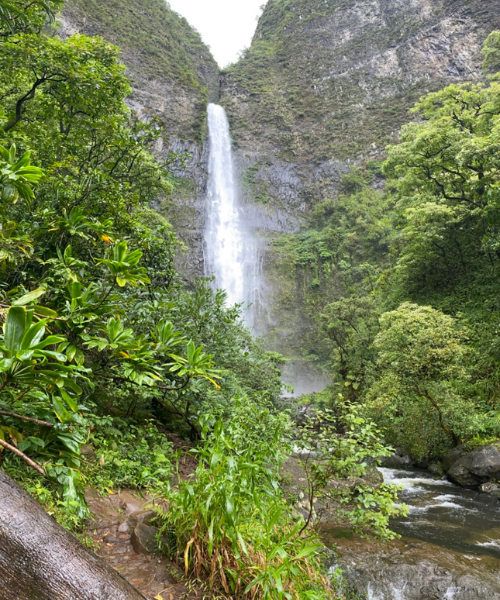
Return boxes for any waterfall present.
[203,103,260,327]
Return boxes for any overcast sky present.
[167,0,266,67]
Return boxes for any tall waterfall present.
[203,104,260,327]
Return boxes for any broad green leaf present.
[13,288,46,306]
[4,306,27,352]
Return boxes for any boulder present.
[479,482,500,496]
[428,463,444,477]
[380,450,413,469]
[131,523,160,555]
[441,445,465,472]
[118,509,156,534]
[447,444,500,489]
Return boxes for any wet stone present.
[131,523,160,555]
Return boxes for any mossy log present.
[0,469,146,600]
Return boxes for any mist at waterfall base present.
[203,104,261,329]
[202,104,330,395]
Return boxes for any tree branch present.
[0,410,54,428]
[0,437,45,475]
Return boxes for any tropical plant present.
[295,402,407,539]
[158,398,335,600]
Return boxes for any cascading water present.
[203,103,260,327]
[325,468,500,599]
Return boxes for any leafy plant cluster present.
[295,402,407,538]
[159,396,389,600]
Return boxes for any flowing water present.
[380,468,500,558]
[203,104,261,327]
[325,468,500,599]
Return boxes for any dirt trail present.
[85,487,198,600]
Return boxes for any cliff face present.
[59,0,500,379]
[221,0,500,214]
[216,0,500,372]
[62,0,220,280]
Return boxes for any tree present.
[0,0,62,38]
[384,75,500,296]
[482,30,500,74]
[366,303,488,458]
[320,295,379,399]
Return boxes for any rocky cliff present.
[222,0,500,213]
[59,0,500,381]
[217,0,500,375]
[62,0,220,280]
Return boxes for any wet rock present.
[119,509,156,534]
[448,461,483,489]
[117,520,131,534]
[364,467,384,486]
[130,509,156,527]
[448,444,500,489]
[380,450,413,468]
[335,536,500,600]
[103,534,128,544]
[131,523,160,555]
[441,445,465,472]
[479,482,500,496]
[428,463,445,477]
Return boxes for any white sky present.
[166,0,266,67]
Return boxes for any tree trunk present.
[0,470,147,600]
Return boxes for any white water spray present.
[203,104,260,327]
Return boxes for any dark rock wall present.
[222,0,500,214]
[218,0,500,361]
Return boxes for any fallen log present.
[0,469,147,600]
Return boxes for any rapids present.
[326,468,500,599]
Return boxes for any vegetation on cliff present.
[64,0,219,140]
[222,0,499,164]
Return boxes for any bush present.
[157,397,335,600]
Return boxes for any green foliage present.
[0,5,285,528]
[0,0,62,36]
[64,0,218,140]
[86,416,173,491]
[158,397,335,600]
[266,165,392,381]
[261,33,500,463]
[365,304,495,458]
[295,402,407,540]
[482,31,500,74]
[0,144,43,204]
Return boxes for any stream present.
[324,468,500,599]
[381,468,500,558]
